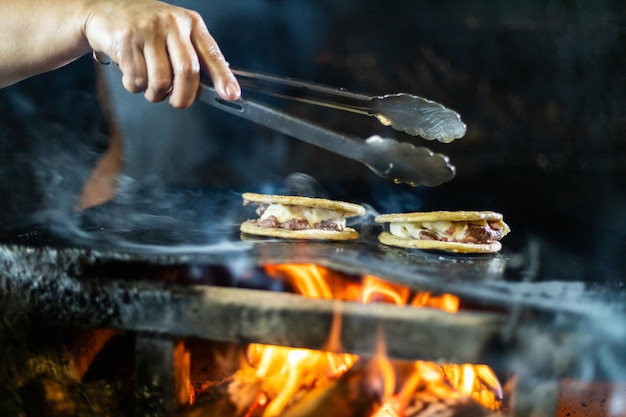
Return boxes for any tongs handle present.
[198,82,369,160]
[232,67,372,112]
[231,67,467,143]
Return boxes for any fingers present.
[87,2,239,107]
[161,10,240,106]
[117,13,189,106]
[164,18,200,108]
[143,34,175,104]
[117,39,148,95]
[189,12,240,102]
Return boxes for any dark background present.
[1,0,625,281]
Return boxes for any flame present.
[362,275,410,305]
[411,291,460,313]
[371,362,503,416]
[239,263,502,416]
[247,343,358,417]
[264,264,459,312]
[264,263,363,300]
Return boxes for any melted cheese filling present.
[389,220,472,241]
[260,204,347,227]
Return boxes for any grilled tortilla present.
[240,192,366,240]
[375,211,510,253]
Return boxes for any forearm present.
[0,0,91,88]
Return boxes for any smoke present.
[0,57,108,231]
[50,175,248,248]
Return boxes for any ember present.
[213,263,503,416]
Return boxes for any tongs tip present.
[363,135,455,187]
[373,93,467,143]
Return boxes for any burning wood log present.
[277,362,381,417]
[177,360,379,417]
[175,373,261,417]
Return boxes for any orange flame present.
[264,264,459,313]
[264,263,363,300]
[362,275,410,305]
[246,343,358,417]
[242,263,502,415]
[411,291,460,313]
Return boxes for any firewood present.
[277,363,381,417]
[175,379,239,417]
[227,371,264,415]
[176,370,264,417]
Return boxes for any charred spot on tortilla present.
[240,192,366,241]
[374,211,511,253]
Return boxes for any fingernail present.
[225,82,241,100]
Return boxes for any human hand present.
[83,0,240,108]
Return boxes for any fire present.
[235,263,502,416]
[264,264,460,313]
[441,363,503,410]
[361,275,410,305]
[246,343,359,417]
[411,291,460,313]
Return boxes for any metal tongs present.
[230,68,466,143]
[94,52,464,186]
[199,69,463,187]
